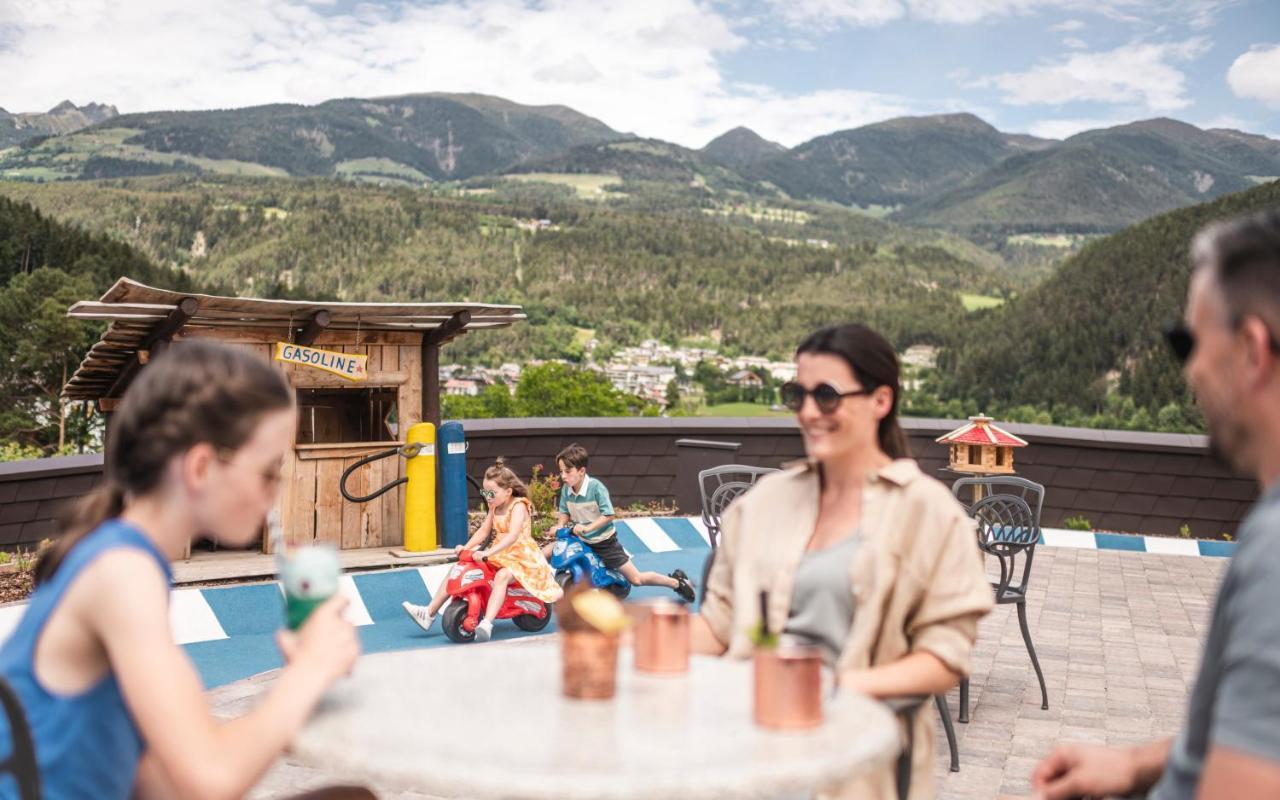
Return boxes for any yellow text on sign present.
[274,342,369,382]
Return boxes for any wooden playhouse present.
[61,278,524,554]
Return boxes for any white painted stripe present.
[1143,536,1202,557]
[337,574,374,627]
[684,516,713,546]
[169,589,228,645]
[419,563,455,601]
[625,517,680,553]
[0,604,27,648]
[1041,528,1098,549]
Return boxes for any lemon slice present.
[571,589,631,635]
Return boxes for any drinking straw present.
[759,590,769,639]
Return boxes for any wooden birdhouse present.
[936,415,1028,475]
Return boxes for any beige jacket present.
[701,458,994,800]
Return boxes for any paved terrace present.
[208,544,1225,800]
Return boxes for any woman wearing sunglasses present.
[402,459,562,640]
[690,323,993,799]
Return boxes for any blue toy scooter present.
[549,526,632,599]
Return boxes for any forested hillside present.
[0,195,197,451]
[0,176,1000,366]
[932,179,1280,430]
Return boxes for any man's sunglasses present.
[1164,320,1280,364]
[1163,322,1195,364]
[780,381,871,413]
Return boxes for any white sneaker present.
[401,601,436,632]
[474,619,493,643]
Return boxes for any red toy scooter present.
[440,549,552,643]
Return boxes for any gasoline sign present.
[274,342,368,382]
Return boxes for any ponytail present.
[35,483,126,586]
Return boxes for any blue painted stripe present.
[1197,539,1237,558]
[612,521,651,555]
[1094,533,1147,552]
[352,569,432,620]
[655,518,710,550]
[201,584,285,636]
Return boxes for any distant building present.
[727,369,764,389]
[444,378,481,396]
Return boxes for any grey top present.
[784,533,859,666]
[1153,481,1280,799]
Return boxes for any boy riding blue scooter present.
[548,525,631,598]
[540,443,695,602]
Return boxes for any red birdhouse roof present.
[935,415,1028,447]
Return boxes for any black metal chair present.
[0,676,41,800]
[953,482,1049,723]
[697,465,778,548]
[697,481,754,604]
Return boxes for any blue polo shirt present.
[558,474,616,542]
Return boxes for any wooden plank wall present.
[175,328,422,552]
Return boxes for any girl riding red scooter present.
[402,459,563,641]
[437,548,550,642]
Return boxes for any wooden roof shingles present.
[62,278,526,401]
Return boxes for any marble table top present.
[293,640,899,800]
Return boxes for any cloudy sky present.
[1,0,1277,147]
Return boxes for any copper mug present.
[561,629,621,700]
[753,643,824,729]
[633,600,690,674]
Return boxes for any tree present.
[665,378,680,410]
[0,268,100,451]
[515,363,633,417]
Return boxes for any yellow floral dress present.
[487,498,560,602]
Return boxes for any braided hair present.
[36,339,293,584]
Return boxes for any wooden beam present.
[421,311,469,429]
[106,296,198,397]
[424,310,471,347]
[295,309,331,347]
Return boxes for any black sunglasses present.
[1164,319,1280,364]
[1163,322,1195,364]
[780,381,871,413]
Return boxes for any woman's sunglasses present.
[480,489,498,500]
[780,381,871,414]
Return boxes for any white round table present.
[293,641,900,799]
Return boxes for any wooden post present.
[421,311,470,429]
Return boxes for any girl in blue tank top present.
[0,341,365,800]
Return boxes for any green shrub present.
[1063,515,1091,531]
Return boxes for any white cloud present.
[1227,43,1280,108]
[1062,36,1087,48]
[768,0,1236,30]
[0,0,916,147]
[966,38,1210,111]
[767,0,905,31]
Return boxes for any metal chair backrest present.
[969,492,1039,600]
[698,465,778,547]
[951,475,1044,529]
[0,676,40,800]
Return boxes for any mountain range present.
[0,101,118,149]
[1,93,1277,235]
